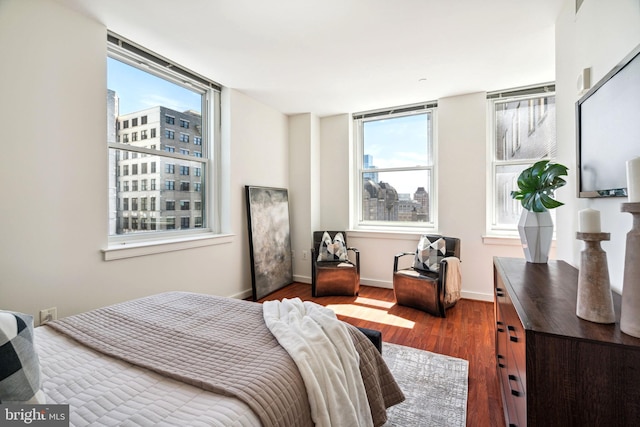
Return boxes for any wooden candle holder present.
[621,202,640,337]
[576,231,615,324]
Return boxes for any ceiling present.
[54,0,565,117]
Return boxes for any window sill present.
[482,234,556,247]
[348,229,432,242]
[103,233,234,261]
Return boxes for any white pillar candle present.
[579,208,601,233]
[627,157,640,202]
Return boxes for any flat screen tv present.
[576,42,640,198]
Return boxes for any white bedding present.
[35,326,261,427]
[263,298,373,427]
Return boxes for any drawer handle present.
[497,354,505,368]
[507,325,519,342]
[496,291,504,297]
[497,321,505,333]
[508,374,522,397]
[496,287,504,297]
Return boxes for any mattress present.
[35,326,261,427]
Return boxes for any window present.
[179,148,189,155]
[194,167,201,177]
[194,183,201,192]
[180,200,190,210]
[181,217,190,228]
[488,85,556,234]
[193,151,202,158]
[131,180,138,191]
[107,32,221,243]
[194,136,202,145]
[166,200,175,210]
[352,102,437,229]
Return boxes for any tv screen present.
[576,43,640,198]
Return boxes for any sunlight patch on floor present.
[354,297,396,309]
[327,304,415,329]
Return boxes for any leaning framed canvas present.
[245,185,293,300]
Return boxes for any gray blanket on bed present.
[47,292,404,427]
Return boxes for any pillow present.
[0,311,46,404]
[413,235,446,272]
[317,231,349,262]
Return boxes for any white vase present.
[518,210,553,263]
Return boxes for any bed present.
[30,291,404,426]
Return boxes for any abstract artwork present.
[245,186,293,300]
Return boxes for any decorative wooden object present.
[576,231,615,323]
[621,202,640,338]
[494,257,640,427]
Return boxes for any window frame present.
[486,84,556,236]
[106,32,224,254]
[352,102,438,232]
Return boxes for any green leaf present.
[511,161,569,212]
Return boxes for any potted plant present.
[511,160,568,263]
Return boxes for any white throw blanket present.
[263,298,373,427]
[443,256,462,305]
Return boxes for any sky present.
[363,113,431,195]
[107,57,201,115]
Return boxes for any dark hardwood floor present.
[258,282,506,427]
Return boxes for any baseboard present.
[359,277,393,289]
[461,290,494,302]
[293,274,311,284]
[229,289,254,300]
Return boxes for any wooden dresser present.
[493,257,640,427]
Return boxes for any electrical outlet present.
[40,307,57,325]
[302,250,308,260]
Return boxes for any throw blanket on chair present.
[444,257,462,305]
[263,298,373,427]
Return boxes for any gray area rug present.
[382,342,469,427]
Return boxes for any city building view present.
[493,95,556,226]
[361,154,430,222]
[107,90,205,235]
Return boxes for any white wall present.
[288,113,320,282]
[555,0,640,292]
[0,0,289,322]
[315,94,526,301]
